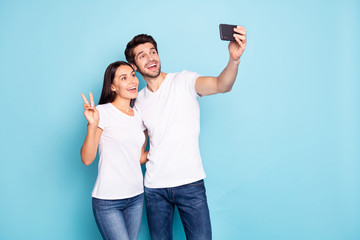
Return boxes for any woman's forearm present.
[81,124,99,165]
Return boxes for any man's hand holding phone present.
[229,25,247,63]
[220,24,247,63]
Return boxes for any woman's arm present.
[140,130,149,165]
[80,92,102,166]
[81,124,102,165]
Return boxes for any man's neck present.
[144,72,167,92]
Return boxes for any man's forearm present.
[217,58,240,93]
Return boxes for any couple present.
[81,26,247,240]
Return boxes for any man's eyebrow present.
[135,47,156,58]
[135,50,144,58]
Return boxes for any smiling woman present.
[80,61,149,240]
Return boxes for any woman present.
[80,61,148,240]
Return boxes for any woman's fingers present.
[80,94,89,105]
[89,92,95,107]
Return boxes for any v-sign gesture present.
[81,92,99,126]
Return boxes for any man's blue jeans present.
[92,193,143,240]
[145,180,212,240]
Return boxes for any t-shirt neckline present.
[109,103,135,118]
[146,73,172,95]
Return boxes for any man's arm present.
[195,26,247,96]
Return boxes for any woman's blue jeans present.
[145,180,212,240]
[92,193,143,240]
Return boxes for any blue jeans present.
[145,180,212,240]
[92,193,143,240]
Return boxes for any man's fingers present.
[89,92,95,107]
[236,25,246,31]
[233,34,246,41]
[233,35,246,46]
[81,94,90,105]
[234,36,243,47]
[233,28,246,35]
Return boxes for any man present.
[125,26,246,240]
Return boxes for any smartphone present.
[219,24,237,41]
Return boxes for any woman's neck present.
[111,96,132,114]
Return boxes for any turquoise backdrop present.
[0,0,359,239]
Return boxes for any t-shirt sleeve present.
[183,70,201,98]
[96,105,106,130]
[134,103,146,131]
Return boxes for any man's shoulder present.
[176,70,196,76]
[171,70,199,80]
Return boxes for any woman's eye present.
[121,77,126,81]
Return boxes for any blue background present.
[0,0,359,239]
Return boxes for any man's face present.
[132,42,161,78]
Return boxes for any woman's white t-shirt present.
[92,103,145,200]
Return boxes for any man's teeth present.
[148,64,156,68]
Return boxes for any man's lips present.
[147,62,157,70]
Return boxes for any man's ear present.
[131,63,137,71]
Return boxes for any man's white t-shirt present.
[92,103,145,199]
[135,70,206,188]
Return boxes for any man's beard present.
[136,64,161,79]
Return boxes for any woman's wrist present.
[87,122,98,128]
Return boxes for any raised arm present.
[195,25,247,96]
[140,130,149,165]
[80,92,103,166]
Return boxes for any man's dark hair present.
[125,34,158,65]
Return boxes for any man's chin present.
[139,69,161,79]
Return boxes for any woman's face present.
[111,65,139,100]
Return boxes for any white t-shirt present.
[135,70,206,188]
[92,103,145,199]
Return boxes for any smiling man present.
[125,27,246,240]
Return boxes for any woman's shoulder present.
[96,103,112,115]
[96,103,111,109]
